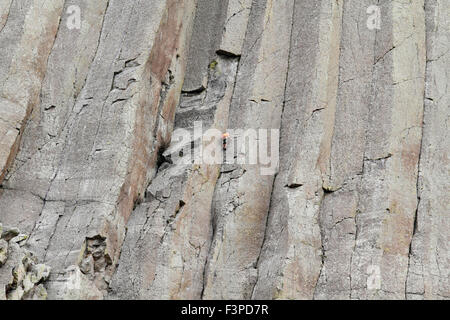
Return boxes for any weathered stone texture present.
[252,0,343,300]
[406,0,449,300]
[0,0,64,184]
[202,0,294,300]
[1,0,198,299]
[110,55,239,299]
[0,223,51,300]
[0,0,448,300]
[350,0,426,300]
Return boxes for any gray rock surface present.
[0,0,448,300]
[0,224,51,300]
[406,0,449,300]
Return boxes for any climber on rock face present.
[222,132,230,150]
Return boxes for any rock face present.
[0,0,448,300]
[0,223,51,300]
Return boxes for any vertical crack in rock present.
[218,0,253,56]
[201,0,295,300]
[108,0,256,300]
[109,54,239,299]
[346,0,382,300]
[0,0,65,185]
[314,0,378,299]
[1,0,113,299]
[1,0,198,299]
[0,0,13,33]
[0,0,447,301]
[0,223,51,300]
[405,0,449,300]
[1,0,112,236]
[252,0,343,300]
[182,0,230,92]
